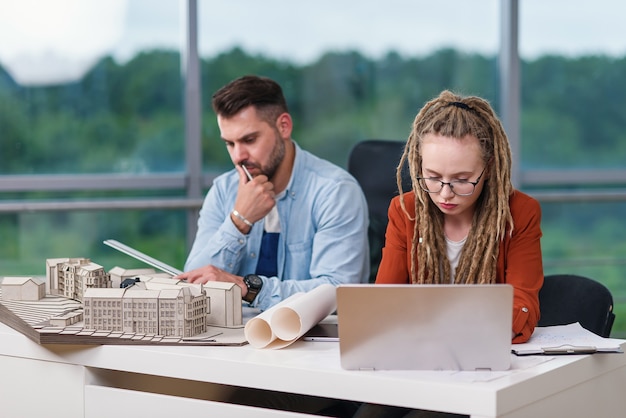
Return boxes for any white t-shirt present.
[446,235,467,283]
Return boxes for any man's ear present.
[275,112,293,138]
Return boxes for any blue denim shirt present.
[185,143,370,311]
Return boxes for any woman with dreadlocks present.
[353,92,543,418]
[377,90,543,344]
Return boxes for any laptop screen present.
[336,284,513,371]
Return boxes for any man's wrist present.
[232,209,253,226]
[243,274,263,303]
[231,209,253,233]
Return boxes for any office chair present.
[347,140,411,283]
[538,274,616,337]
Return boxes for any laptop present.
[336,284,513,371]
[103,239,183,276]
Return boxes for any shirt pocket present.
[282,240,313,279]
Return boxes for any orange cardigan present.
[376,190,544,343]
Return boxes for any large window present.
[1,0,625,336]
[519,0,626,334]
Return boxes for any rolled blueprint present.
[244,284,337,349]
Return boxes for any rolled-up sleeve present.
[185,174,249,272]
[502,193,544,343]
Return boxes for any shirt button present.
[238,239,244,244]
[250,253,256,258]
[522,307,528,313]
[228,263,233,268]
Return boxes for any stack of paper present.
[512,322,625,355]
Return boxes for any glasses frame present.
[416,167,486,196]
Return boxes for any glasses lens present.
[450,181,475,196]
[419,178,441,193]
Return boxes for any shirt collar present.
[279,141,301,201]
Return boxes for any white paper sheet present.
[512,322,626,355]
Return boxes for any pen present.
[241,164,253,181]
[542,344,597,355]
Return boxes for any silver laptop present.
[336,284,513,371]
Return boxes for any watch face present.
[247,274,263,287]
[243,274,262,303]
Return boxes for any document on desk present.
[244,284,336,349]
[512,322,625,355]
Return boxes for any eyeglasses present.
[416,167,486,196]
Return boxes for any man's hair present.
[211,75,289,125]
[397,90,514,285]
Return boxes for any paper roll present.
[244,292,304,348]
[244,284,337,349]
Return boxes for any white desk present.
[1,321,625,418]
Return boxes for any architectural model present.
[108,266,163,288]
[46,257,111,299]
[84,284,207,338]
[0,258,247,346]
[1,276,45,301]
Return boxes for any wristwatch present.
[243,274,263,303]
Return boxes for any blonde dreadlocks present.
[397,90,514,284]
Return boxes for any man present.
[178,75,369,311]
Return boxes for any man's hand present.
[176,265,248,297]
[231,165,275,233]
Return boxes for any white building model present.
[83,283,207,338]
[108,266,166,288]
[1,259,243,339]
[82,275,242,336]
[45,257,111,300]
[1,277,45,301]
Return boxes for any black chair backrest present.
[347,140,411,283]
[538,274,615,337]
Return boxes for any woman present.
[354,91,544,418]
[377,90,543,344]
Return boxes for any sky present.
[1,0,625,85]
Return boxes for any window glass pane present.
[541,201,626,336]
[0,0,184,175]
[520,0,626,169]
[198,0,499,171]
[1,210,187,276]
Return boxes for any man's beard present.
[261,131,286,181]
